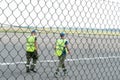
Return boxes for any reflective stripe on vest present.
[55,39,67,56]
[26,36,35,52]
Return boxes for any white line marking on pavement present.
[0,56,120,66]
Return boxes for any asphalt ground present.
[0,32,120,80]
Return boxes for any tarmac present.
[0,32,120,80]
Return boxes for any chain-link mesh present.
[0,0,120,80]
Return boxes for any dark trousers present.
[56,54,66,72]
[26,50,38,70]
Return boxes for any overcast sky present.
[110,0,120,3]
[0,0,120,29]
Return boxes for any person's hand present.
[68,50,70,54]
[54,47,56,50]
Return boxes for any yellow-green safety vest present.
[26,36,36,52]
[55,39,68,56]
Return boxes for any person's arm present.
[65,41,70,54]
[35,41,38,50]
[54,40,57,50]
[34,37,38,51]
[54,45,56,50]
[66,45,70,54]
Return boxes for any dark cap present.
[31,30,36,33]
[60,32,65,37]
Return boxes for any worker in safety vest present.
[54,32,70,77]
[26,30,38,73]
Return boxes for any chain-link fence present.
[0,0,120,80]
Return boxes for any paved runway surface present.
[0,32,120,80]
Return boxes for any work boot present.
[30,64,37,73]
[30,68,37,73]
[26,64,30,73]
[54,71,59,78]
[63,68,67,75]
[54,68,59,78]
[26,67,30,73]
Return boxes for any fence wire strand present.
[0,0,120,80]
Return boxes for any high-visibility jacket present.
[55,39,68,56]
[26,36,36,52]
